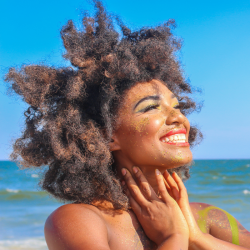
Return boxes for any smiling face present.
[111,79,192,172]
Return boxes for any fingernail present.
[164,170,169,175]
[121,180,125,186]
[133,166,138,174]
[121,168,127,176]
[155,169,161,175]
[173,171,179,177]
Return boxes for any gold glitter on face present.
[134,100,161,113]
[171,101,179,108]
[112,79,192,170]
[171,152,183,163]
[170,109,177,116]
[130,117,150,133]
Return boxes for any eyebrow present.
[133,95,160,110]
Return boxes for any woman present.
[5,1,250,249]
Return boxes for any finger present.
[162,170,177,200]
[163,170,180,201]
[132,166,159,201]
[155,169,173,203]
[162,177,170,189]
[162,176,175,199]
[123,183,141,214]
[122,168,150,207]
[172,172,188,201]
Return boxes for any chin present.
[158,151,193,170]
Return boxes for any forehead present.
[123,79,173,105]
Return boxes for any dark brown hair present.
[5,0,202,210]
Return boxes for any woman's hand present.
[121,167,189,247]
[163,172,250,250]
[162,171,203,248]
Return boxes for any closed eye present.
[142,104,160,112]
[173,104,180,109]
[172,101,180,109]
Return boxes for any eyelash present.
[140,103,181,113]
[142,104,160,112]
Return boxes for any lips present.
[164,128,187,137]
[160,128,189,146]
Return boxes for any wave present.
[0,237,47,250]
[0,189,48,201]
[6,189,19,193]
[188,193,221,199]
[243,189,250,195]
[31,174,39,178]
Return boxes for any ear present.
[109,134,121,151]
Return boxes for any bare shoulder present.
[189,202,210,210]
[189,202,211,221]
[189,202,250,247]
[45,203,110,250]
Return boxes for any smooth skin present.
[122,167,250,250]
[121,167,189,249]
[45,80,250,249]
[45,169,189,250]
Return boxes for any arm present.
[191,204,250,250]
[191,233,250,250]
[44,204,111,250]
[162,172,250,250]
[158,234,188,250]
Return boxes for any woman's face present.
[112,79,192,171]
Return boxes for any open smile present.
[160,129,190,146]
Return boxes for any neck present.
[113,153,161,194]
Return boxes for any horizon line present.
[0,158,249,161]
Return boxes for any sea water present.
[0,160,249,250]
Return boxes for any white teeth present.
[161,133,186,143]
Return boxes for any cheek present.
[129,117,150,133]
[129,115,165,137]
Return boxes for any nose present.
[165,107,187,126]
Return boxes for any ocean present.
[0,160,249,250]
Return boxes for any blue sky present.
[0,0,250,160]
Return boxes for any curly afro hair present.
[5,0,202,210]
